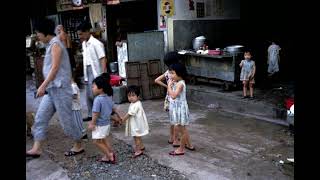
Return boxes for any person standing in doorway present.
[267,41,281,85]
[77,22,108,122]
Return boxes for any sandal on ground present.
[26,152,41,158]
[185,146,196,151]
[172,144,180,147]
[64,149,84,156]
[132,151,143,158]
[169,150,184,156]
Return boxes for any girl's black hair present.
[164,51,181,67]
[100,73,111,83]
[92,73,113,96]
[169,63,187,80]
[127,85,140,97]
[34,18,56,36]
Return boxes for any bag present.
[163,96,169,111]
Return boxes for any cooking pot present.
[109,62,118,73]
[193,36,206,50]
[225,45,244,54]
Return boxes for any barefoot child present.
[121,85,149,158]
[167,63,195,156]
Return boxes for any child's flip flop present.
[169,151,184,156]
[185,146,196,151]
[64,149,85,156]
[132,151,143,158]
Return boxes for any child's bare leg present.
[184,128,194,148]
[134,136,143,155]
[243,81,248,97]
[173,125,180,145]
[169,125,174,142]
[103,136,115,160]
[176,125,186,153]
[249,83,254,97]
[94,139,112,160]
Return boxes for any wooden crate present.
[148,59,161,76]
[125,62,140,78]
[139,62,149,81]
[126,77,141,87]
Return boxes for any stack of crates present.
[125,59,165,100]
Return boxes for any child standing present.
[88,74,120,164]
[121,85,149,158]
[71,75,87,140]
[167,63,195,156]
[239,51,256,99]
[154,51,180,146]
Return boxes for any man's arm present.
[100,57,107,73]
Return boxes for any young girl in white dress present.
[121,85,149,158]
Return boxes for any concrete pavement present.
[26,76,293,180]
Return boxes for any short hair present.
[92,74,113,96]
[164,51,180,67]
[169,63,187,80]
[76,21,92,32]
[127,85,140,97]
[34,18,56,36]
[244,51,252,55]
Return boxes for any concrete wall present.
[157,0,240,29]
[157,0,240,52]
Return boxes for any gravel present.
[66,139,188,180]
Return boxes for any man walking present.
[77,22,108,121]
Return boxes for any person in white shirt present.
[76,22,108,122]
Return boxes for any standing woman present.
[26,18,84,158]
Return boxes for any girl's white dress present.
[125,100,149,137]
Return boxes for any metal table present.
[181,52,243,90]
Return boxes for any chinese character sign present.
[161,0,174,17]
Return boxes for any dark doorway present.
[106,0,158,62]
[240,0,292,87]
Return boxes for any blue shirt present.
[92,94,114,126]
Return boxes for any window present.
[196,2,205,18]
